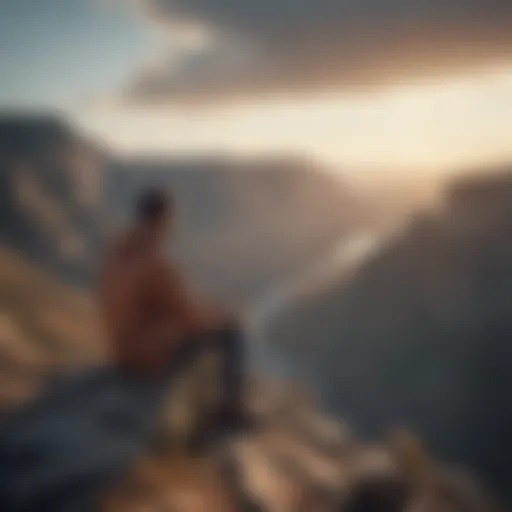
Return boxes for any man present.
[99,188,250,431]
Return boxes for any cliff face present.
[264,167,512,499]
[0,115,107,287]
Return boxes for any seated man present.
[99,188,249,432]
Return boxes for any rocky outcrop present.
[0,250,502,512]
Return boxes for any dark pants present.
[165,324,245,415]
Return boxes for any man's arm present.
[152,258,234,336]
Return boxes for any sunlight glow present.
[74,65,512,178]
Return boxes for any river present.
[243,230,386,405]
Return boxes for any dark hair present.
[136,188,174,224]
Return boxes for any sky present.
[1,0,512,179]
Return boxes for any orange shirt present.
[99,229,205,374]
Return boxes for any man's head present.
[136,188,175,238]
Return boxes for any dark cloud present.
[125,0,512,103]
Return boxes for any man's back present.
[100,228,199,373]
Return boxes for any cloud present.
[122,0,512,103]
